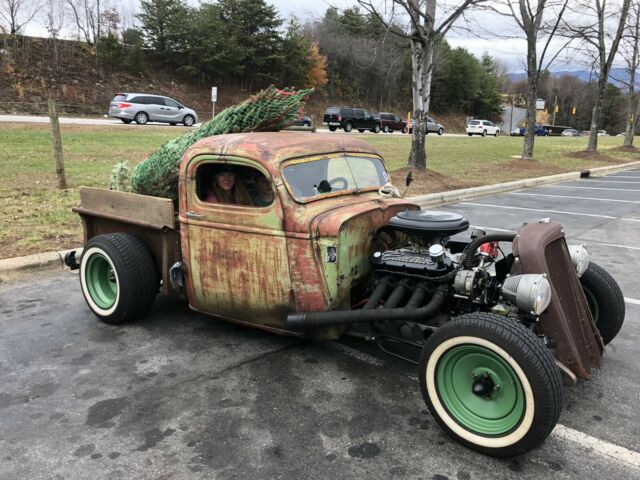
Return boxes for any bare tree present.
[0,0,41,34]
[42,0,65,65]
[358,0,487,169]
[66,0,102,45]
[489,0,569,160]
[562,0,631,152]
[618,1,640,146]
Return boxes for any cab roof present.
[183,132,381,169]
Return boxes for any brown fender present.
[512,222,604,379]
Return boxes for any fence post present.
[48,98,67,189]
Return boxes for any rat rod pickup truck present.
[67,132,625,457]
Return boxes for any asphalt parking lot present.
[1,169,639,480]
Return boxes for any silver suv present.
[109,93,198,126]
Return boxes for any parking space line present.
[598,175,640,178]
[585,179,640,184]
[470,225,640,251]
[460,202,617,219]
[509,192,640,204]
[552,424,640,469]
[545,185,640,192]
[625,297,640,306]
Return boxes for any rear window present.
[325,107,340,114]
[112,94,126,102]
[469,120,481,125]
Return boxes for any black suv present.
[323,107,381,133]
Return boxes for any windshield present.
[469,120,481,125]
[282,155,389,202]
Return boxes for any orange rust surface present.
[513,222,604,379]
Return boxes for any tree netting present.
[129,86,313,203]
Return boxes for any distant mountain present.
[506,68,640,88]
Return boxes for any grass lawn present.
[1,123,638,259]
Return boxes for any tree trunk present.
[521,35,538,160]
[587,75,607,152]
[408,35,427,170]
[624,90,636,146]
[48,98,67,189]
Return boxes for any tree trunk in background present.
[521,26,538,160]
[408,31,426,169]
[587,75,607,152]
[624,91,636,146]
[48,98,67,189]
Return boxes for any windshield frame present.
[280,152,390,204]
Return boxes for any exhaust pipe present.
[287,285,448,330]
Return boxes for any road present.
[0,114,473,136]
[1,170,639,479]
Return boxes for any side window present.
[129,96,144,104]
[357,110,366,118]
[145,96,161,105]
[395,115,401,122]
[164,98,180,108]
[196,163,274,207]
[343,108,354,117]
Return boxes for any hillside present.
[0,35,469,131]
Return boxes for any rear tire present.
[329,126,337,132]
[372,123,381,133]
[80,233,158,325]
[134,112,149,125]
[468,133,473,136]
[482,130,487,137]
[419,313,562,457]
[344,122,353,132]
[358,129,365,133]
[580,262,625,345]
[120,118,132,124]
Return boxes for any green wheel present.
[580,262,625,345]
[80,233,158,324]
[419,313,562,457]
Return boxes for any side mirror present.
[405,170,414,187]
[178,105,184,110]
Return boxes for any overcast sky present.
[22,0,620,74]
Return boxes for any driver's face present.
[215,171,235,191]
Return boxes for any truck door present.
[180,158,294,331]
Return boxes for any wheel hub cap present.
[436,345,525,436]
[86,253,117,309]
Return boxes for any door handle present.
[186,211,204,219]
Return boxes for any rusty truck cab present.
[178,132,416,337]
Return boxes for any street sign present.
[211,87,218,103]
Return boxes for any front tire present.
[372,123,381,133]
[438,127,444,135]
[80,233,158,325]
[494,130,499,137]
[183,114,195,126]
[383,125,390,133]
[580,262,625,345]
[419,313,562,457]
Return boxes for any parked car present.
[598,130,609,136]
[66,131,624,457]
[292,114,312,127]
[323,106,381,133]
[109,93,198,126]
[408,116,445,135]
[466,119,500,137]
[561,128,580,137]
[378,112,407,133]
[511,126,548,136]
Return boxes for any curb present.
[1,160,639,277]
[0,248,82,277]
[409,159,640,207]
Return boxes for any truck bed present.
[73,187,181,295]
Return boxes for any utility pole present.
[551,96,558,126]
[509,95,514,132]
